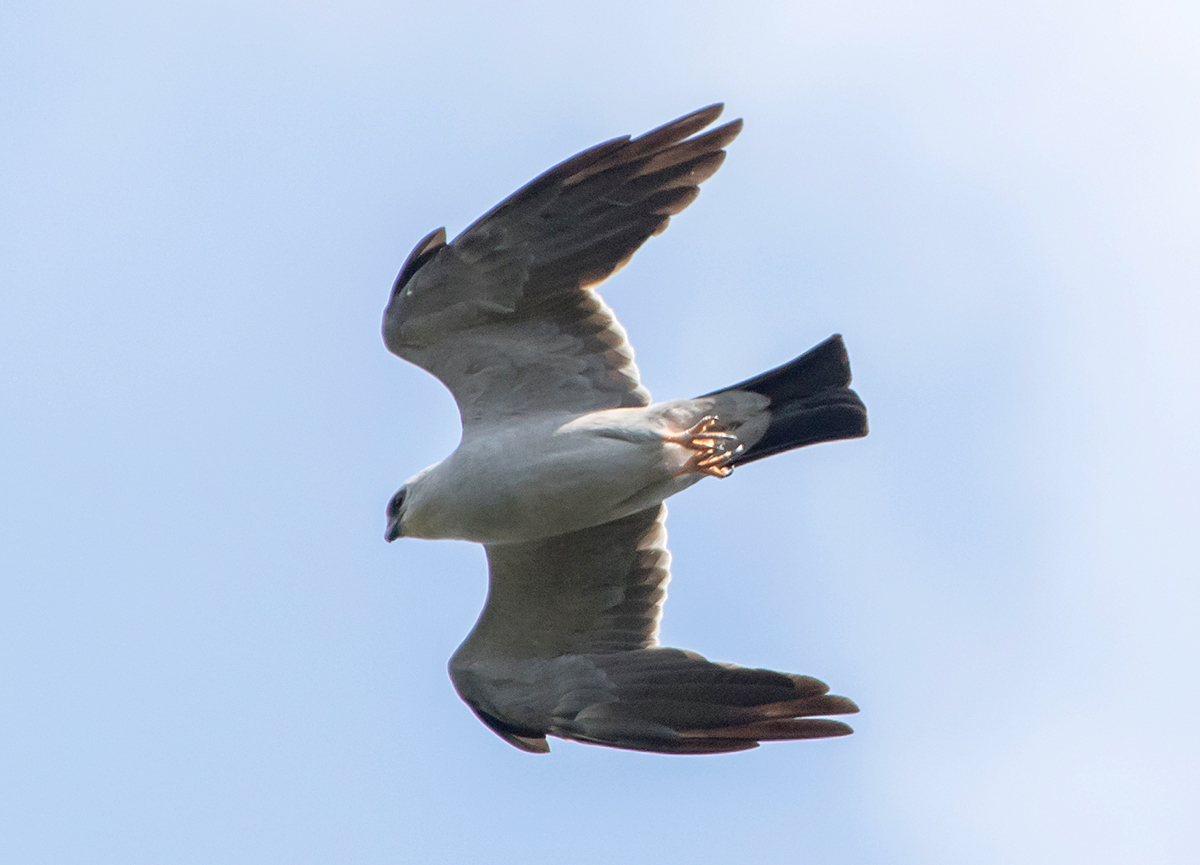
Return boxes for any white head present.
[383,465,435,542]
[383,486,408,542]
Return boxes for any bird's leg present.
[664,415,744,478]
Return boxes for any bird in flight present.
[382,105,868,754]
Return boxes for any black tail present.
[705,334,868,466]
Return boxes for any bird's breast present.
[407,412,685,542]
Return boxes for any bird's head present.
[384,465,437,543]
[384,486,408,543]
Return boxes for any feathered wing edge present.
[455,647,858,756]
[551,649,859,754]
[450,506,857,754]
[386,104,742,314]
[461,103,743,298]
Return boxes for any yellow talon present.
[666,415,742,478]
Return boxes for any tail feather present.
[705,334,868,466]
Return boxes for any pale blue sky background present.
[2,1,1197,863]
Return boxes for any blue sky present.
[2,1,1197,862]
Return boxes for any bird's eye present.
[389,490,406,514]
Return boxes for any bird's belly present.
[415,419,692,542]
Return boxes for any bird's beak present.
[384,521,402,543]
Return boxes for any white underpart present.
[398,395,767,543]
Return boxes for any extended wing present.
[449,506,857,754]
[382,105,741,427]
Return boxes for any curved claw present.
[666,416,743,478]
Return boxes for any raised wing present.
[448,506,858,754]
[382,105,742,427]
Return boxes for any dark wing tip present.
[630,103,726,151]
[391,226,447,296]
[561,650,859,754]
[470,704,552,753]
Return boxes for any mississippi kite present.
[382,105,868,753]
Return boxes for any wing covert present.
[463,504,670,661]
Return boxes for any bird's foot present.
[666,416,744,478]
